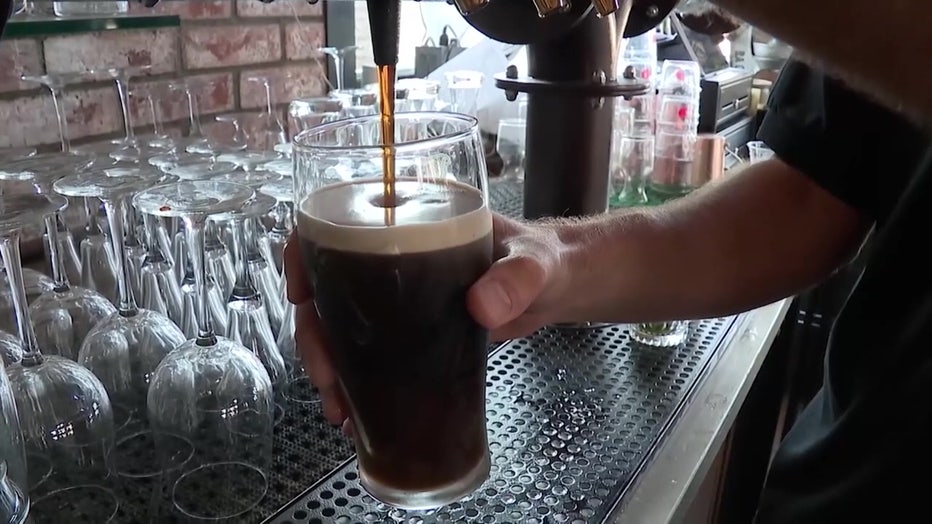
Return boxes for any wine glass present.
[93,65,154,162]
[134,181,274,521]
[212,193,288,424]
[20,72,85,154]
[0,193,118,523]
[0,330,23,366]
[53,170,187,432]
[0,349,28,524]
[259,177,294,274]
[0,153,95,287]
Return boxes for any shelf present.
[2,14,181,39]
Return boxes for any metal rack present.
[101,178,739,523]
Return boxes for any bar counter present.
[267,301,791,524]
[20,179,791,523]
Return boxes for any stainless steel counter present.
[612,300,792,523]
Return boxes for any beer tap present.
[59,0,679,221]
[457,0,677,219]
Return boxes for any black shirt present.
[755,60,932,523]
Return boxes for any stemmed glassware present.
[244,74,288,149]
[0,331,28,524]
[259,177,294,274]
[20,72,84,154]
[170,79,214,156]
[93,65,154,162]
[318,46,358,92]
[0,153,95,288]
[53,170,187,432]
[211,193,287,424]
[0,192,118,523]
[0,330,23,366]
[135,180,274,521]
[0,157,117,360]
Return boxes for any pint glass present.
[293,112,493,509]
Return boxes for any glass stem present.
[0,233,43,365]
[146,94,164,137]
[48,86,71,154]
[264,82,274,116]
[103,197,138,316]
[229,218,255,300]
[185,90,204,137]
[43,214,69,291]
[184,216,216,346]
[334,55,344,91]
[83,197,100,236]
[115,77,135,142]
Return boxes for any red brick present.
[183,24,281,69]
[284,20,326,60]
[0,87,123,148]
[239,63,327,111]
[236,0,322,17]
[66,87,125,141]
[130,0,233,19]
[44,29,180,75]
[0,40,43,94]
[127,73,234,132]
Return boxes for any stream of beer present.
[377,64,397,226]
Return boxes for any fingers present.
[284,233,311,305]
[294,302,347,425]
[467,253,549,331]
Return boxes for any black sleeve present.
[757,59,925,222]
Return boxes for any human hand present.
[285,213,573,428]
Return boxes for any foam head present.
[298,179,492,255]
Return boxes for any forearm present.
[555,160,870,323]
[709,0,931,121]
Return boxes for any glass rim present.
[292,111,479,155]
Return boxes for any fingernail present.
[476,279,512,323]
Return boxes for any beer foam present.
[298,178,492,254]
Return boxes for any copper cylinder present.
[591,0,623,16]
[452,0,491,15]
[531,0,571,17]
[652,133,724,190]
[688,133,725,186]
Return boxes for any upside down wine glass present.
[0,158,117,360]
[52,171,186,433]
[0,193,117,523]
[134,180,274,521]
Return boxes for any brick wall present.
[0,0,330,151]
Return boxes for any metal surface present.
[613,300,792,523]
[52,179,779,524]
[270,317,738,524]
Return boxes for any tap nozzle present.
[531,0,571,17]
[591,0,623,16]
[452,0,490,15]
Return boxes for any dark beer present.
[298,178,493,505]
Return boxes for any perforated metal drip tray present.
[268,317,737,524]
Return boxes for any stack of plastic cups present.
[631,60,702,349]
[619,31,658,136]
[652,60,702,202]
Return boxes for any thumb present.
[467,254,548,330]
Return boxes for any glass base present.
[630,321,689,347]
[550,321,614,330]
[360,451,491,511]
[31,485,119,523]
